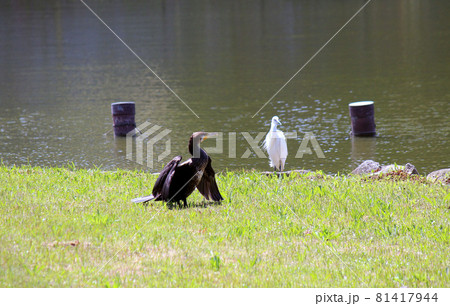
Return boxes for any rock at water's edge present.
[405,163,419,175]
[378,163,419,175]
[378,164,403,174]
[352,160,419,176]
[427,168,450,184]
[352,160,381,175]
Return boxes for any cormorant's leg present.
[183,198,188,208]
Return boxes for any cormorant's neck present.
[188,136,207,159]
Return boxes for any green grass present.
[0,165,449,287]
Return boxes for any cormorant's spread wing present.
[153,155,182,198]
[196,157,223,201]
[131,156,182,204]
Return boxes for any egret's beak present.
[277,119,282,125]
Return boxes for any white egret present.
[263,116,288,171]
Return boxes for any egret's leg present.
[280,158,286,172]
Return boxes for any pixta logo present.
[126,121,172,168]
[126,121,325,169]
[202,132,325,159]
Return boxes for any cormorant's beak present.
[201,132,217,142]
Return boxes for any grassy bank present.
[0,165,449,287]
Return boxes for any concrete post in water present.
[349,101,376,136]
[111,102,136,136]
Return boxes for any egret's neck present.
[270,123,278,132]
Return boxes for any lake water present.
[0,0,449,174]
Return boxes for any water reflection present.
[0,0,449,174]
[351,136,377,167]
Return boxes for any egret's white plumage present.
[263,116,288,171]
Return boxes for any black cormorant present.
[131,132,223,207]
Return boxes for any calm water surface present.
[0,0,449,174]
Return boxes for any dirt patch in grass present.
[45,240,91,248]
